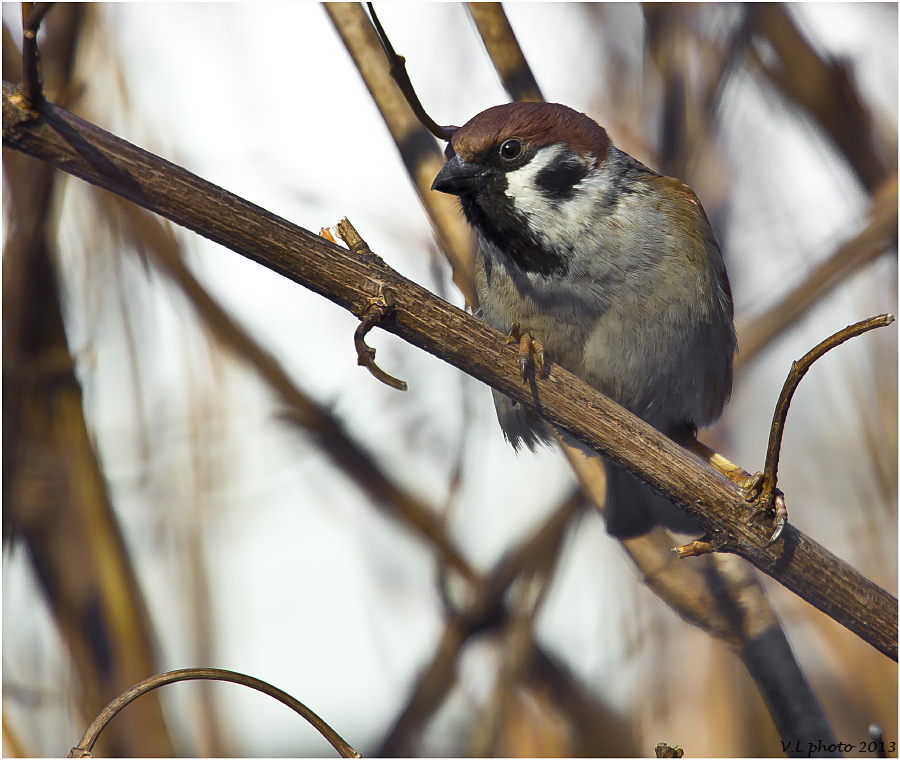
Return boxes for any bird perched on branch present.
[432,102,736,537]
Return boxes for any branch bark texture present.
[3,82,896,660]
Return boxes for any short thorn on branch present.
[673,533,724,559]
[332,219,408,392]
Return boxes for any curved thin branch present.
[365,2,457,141]
[68,668,359,759]
[760,314,895,505]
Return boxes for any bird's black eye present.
[499,138,523,162]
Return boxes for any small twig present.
[365,2,457,141]
[21,2,54,109]
[68,668,360,759]
[354,304,408,391]
[672,537,718,559]
[335,216,379,260]
[336,218,408,391]
[759,314,895,507]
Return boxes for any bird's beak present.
[431,153,492,195]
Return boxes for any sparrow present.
[431,102,736,537]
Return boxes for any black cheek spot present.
[535,154,589,201]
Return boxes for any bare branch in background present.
[378,490,585,756]
[749,4,893,195]
[466,3,544,103]
[2,8,174,755]
[737,175,899,366]
[325,2,478,308]
[470,503,570,756]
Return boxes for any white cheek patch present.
[504,144,565,218]
[504,145,608,251]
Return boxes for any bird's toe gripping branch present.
[675,443,788,557]
[740,471,788,547]
[506,323,545,382]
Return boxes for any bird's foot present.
[747,485,788,547]
[506,323,545,381]
[738,471,787,546]
[685,441,788,547]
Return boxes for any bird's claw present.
[743,474,788,547]
[762,491,787,547]
[507,323,544,381]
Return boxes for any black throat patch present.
[458,185,569,277]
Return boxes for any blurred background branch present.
[3,5,173,756]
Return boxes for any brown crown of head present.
[450,102,611,163]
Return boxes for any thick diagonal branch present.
[2,83,896,661]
